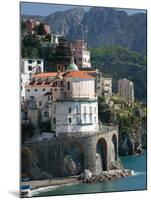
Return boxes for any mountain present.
[21,7,146,52]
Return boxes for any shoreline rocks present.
[78,169,132,184]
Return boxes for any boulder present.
[109,160,123,170]
[78,169,92,180]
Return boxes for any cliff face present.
[23,7,146,52]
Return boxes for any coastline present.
[21,169,132,197]
[21,176,80,196]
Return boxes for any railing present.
[98,120,118,134]
[58,131,96,139]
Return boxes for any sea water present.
[34,152,147,197]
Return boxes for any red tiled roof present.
[33,72,64,78]
[64,71,94,79]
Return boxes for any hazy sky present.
[20,2,146,16]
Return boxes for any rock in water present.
[109,160,123,170]
[78,169,92,180]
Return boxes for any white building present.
[118,79,134,105]
[73,40,91,68]
[21,58,44,74]
[51,61,98,137]
[23,58,99,134]
[21,58,44,100]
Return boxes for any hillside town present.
[21,17,146,197]
[21,18,135,140]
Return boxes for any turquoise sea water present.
[34,153,147,197]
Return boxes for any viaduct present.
[22,125,118,178]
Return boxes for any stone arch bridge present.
[22,125,118,178]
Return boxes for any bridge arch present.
[63,142,84,176]
[96,138,108,171]
[112,134,118,161]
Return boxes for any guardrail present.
[98,120,118,134]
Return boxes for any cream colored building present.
[118,79,134,105]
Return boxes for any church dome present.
[66,57,79,72]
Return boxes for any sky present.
[20,2,146,16]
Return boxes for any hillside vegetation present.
[90,45,147,102]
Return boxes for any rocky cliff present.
[22,7,146,52]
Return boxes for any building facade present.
[21,58,44,100]
[118,79,134,105]
[73,40,91,68]
[51,62,98,137]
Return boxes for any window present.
[94,107,96,114]
[90,114,92,123]
[89,106,92,114]
[76,118,79,124]
[76,106,78,113]
[39,101,42,106]
[44,111,49,118]
[28,60,32,64]
[83,115,86,123]
[68,107,72,113]
[37,60,41,64]
[23,112,28,120]
[42,88,45,91]
[30,96,34,100]
[67,82,70,90]
[27,89,30,92]
[34,89,37,92]
[61,81,63,86]
[69,118,72,124]
[53,118,56,124]
[94,117,96,123]
[83,106,86,114]
[28,66,32,71]
[48,96,50,100]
